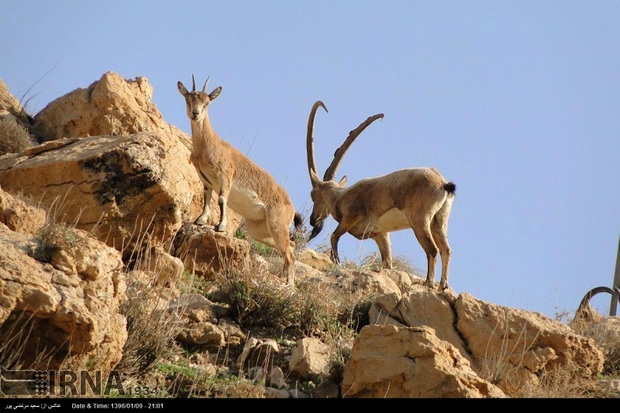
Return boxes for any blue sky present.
[2,1,619,319]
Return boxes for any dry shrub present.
[118,271,181,373]
[0,116,32,155]
[118,234,184,374]
[214,263,299,329]
[514,365,598,398]
[478,317,606,398]
[571,305,620,376]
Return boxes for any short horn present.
[202,76,210,93]
[192,75,196,91]
[323,113,384,181]
[307,101,328,187]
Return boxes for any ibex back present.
[306,101,456,290]
[178,76,302,286]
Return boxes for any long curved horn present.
[192,75,196,91]
[306,101,328,186]
[323,113,384,181]
[202,76,210,93]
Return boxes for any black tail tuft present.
[444,182,456,194]
[293,212,304,231]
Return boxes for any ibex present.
[178,76,303,286]
[306,101,456,290]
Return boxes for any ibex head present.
[177,75,222,121]
[306,100,384,241]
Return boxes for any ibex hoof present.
[214,224,226,232]
[194,218,208,226]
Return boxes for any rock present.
[237,338,280,371]
[173,224,249,279]
[269,366,287,389]
[0,218,127,377]
[176,322,226,347]
[455,292,604,394]
[289,337,331,381]
[0,132,204,254]
[342,325,507,398]
[1,71,243,256]
[0,79,30,124]
[369,287,605,396]
[0,188,46,233]
[31,72,184,143]
[298,249,332,271]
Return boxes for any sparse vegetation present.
[30,192,84,262]
[116,238,620,399]
[0,116,32,155]
[1,193,619,399]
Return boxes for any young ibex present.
[178,76,303,285]
[306,101,456,290]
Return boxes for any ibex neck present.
[190,113,218,147]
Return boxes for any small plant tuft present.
[0,117,32,156]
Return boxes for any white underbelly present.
[373,208,409,232]
[227,184,265,221]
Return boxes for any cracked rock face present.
[0,132,204,252]
[363,286,604,397]
[0,209,127,376]
[31,71,183,142]
[0,71,242,253]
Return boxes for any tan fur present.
[178,77,300,286]
[307,101,456,290]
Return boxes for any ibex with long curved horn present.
[306,101,456,290]
[178,76,303,286]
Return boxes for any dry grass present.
[514,366,599,398]
[2,193,618,398]
[0,116,32,155]
[571,304,620,377]
[476,315,610,398]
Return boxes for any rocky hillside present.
[0,72,618,398]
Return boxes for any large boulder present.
[342,325,506,398]
[368,287,605,396]
[0,72,243,257]
[0,202,127,377]
[0,79,30,124]
[455,292,603,393]
[31,71,185,143]
[0,132,204,253]
[0,187,46,233]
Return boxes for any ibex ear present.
[209,86,222,101]
[338,176,348,186]
[310,169,322,187]
[177,82,189,96]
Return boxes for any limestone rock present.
[32,71,184,143]
[455,292,604,393]
[0,188,46,233]
[173,224,250,279]
[298,249,332,271]
[342,325,506,398]
[289,337,331,381]
[0,132,204,253]
[0,79,30,124]
[369,287,605,396]
[236,337,280,370]
[0,220,127,377]
[571,316,620,372]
